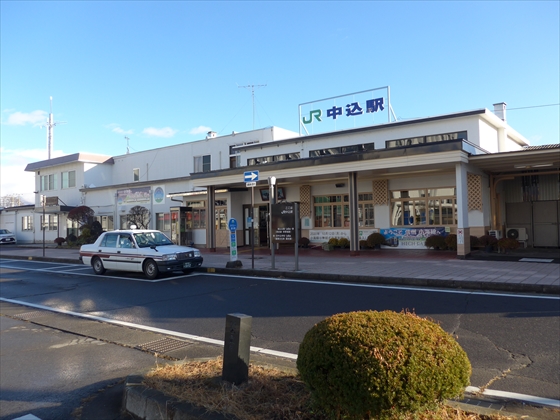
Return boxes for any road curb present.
[204,267,560,295]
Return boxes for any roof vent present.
[493,102,507,122]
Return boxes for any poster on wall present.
[117,187,151,206]
[309,229,377,243]
[152,186,165,205]
[380,227,447,249]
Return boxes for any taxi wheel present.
[92,257,106,275]
[143,259,159,280]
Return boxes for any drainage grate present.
[139,337,191,354]
[12,311,49,320]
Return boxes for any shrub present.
[359,239,368,249]
[328,237,339,247]
[338,237,350,248]
[53,237,66,246]
[498,237,520,250]
[66,233,78,244]
[445,234,458,250]
[299,237,310,248]
[478,234,498,247]
[297,310,471,419]
[470,235,480,247]
[424,234,447,249]
[366,232,386,248]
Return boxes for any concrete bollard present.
[222,313,252,385]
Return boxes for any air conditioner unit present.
[506,227,528,241]
[489,230,502,240]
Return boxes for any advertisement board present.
[380,227,447,249]
[117,187,151,206]
[271,202,296,244]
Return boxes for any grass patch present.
[143,358,518,420]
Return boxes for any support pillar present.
[348,172,360,256]
[455,163,471,258]
[207,186,216,251]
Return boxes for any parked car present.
[0,229,17,245]
[79,229,203,279]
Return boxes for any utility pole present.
[42,97,66,159]
[238,84,266,130]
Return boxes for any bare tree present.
[128,205,151,229]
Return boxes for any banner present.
[117,187,151,206]
[380,227,447,249]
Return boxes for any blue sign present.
[244,171,259,182]
[228,218,238,232]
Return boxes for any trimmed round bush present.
[328,237,339,247]
[445,234,458,250]
[338,237,350,248]
[297,310,471,419]
[424,234,447,249]
[366,232,386,248]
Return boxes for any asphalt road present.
[1,258,559,405]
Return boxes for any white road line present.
[200,273,560,300]
[465,386,560,408]
[2,296,557,408]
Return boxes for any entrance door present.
[533,201,559,247]
[257,205,269,247]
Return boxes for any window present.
[386,131,467,148]
[309,143,375,157]
[133,168,140,182]
[194,155,211,173]
[101,233,118,248]
[67,219,79,238]
[186,201,207,229]
[390,188,457,226]
[247,153,300,166]
[61,171,76,189]
[156,213,171,231]
[40,214,58,230]
[40,174,58,191]
[215,200,227,230]
[94,215,113,231]
[313,194,374,228]
[22,216,33,231]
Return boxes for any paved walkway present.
[1,245,558,294]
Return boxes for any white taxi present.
[79,229,203,279]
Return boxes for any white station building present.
[2,89,559,258]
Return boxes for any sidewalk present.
[1,245,558,294]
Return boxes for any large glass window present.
[186,201,207,229]
[156,212,171,231]
[391,188,456,226]
[313,193,374,228]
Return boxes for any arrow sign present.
[244,170,259,183]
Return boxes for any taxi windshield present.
[133,231,173,248]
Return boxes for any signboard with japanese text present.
[117,186,151,206]
[271,202,297,244]
[309,229,377,243]
[380,227,447,249]
[45,196,59,206]
[299,87,393,136]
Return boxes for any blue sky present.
[1,1,559,201]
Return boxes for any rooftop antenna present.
[41,96,66,159]
[238,83,266,129]
[125,136,130,154]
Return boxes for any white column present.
[455,162,471,257]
